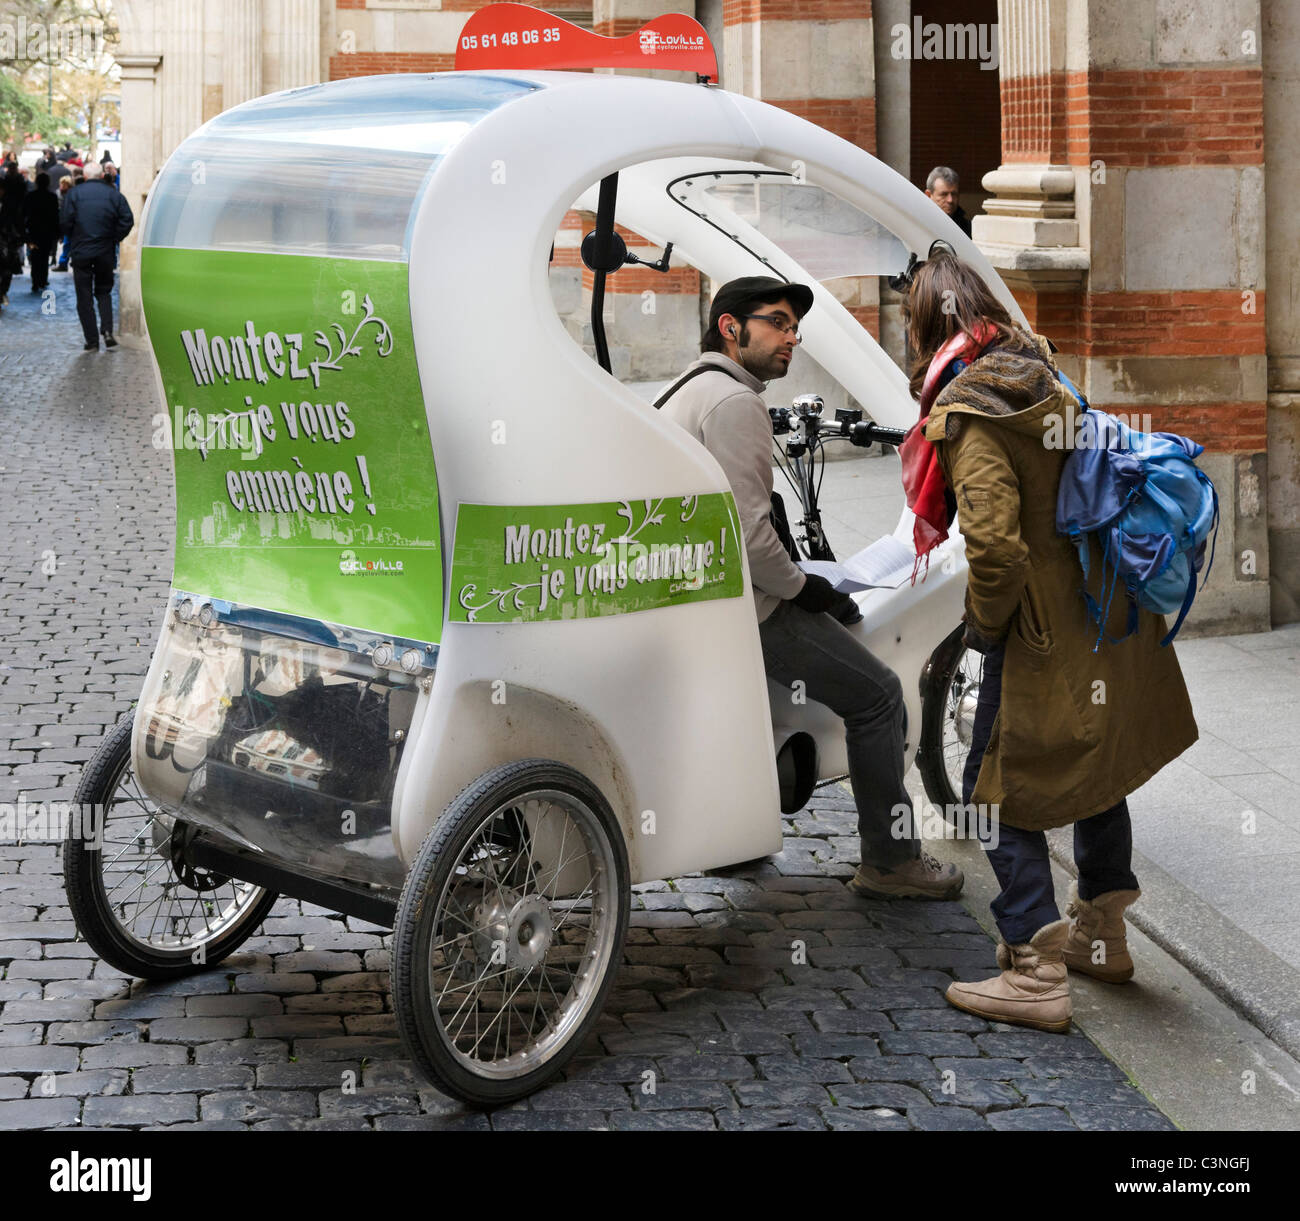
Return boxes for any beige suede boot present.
[1062,882,1139,983]
[945,919,1072,1033]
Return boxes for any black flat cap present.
[708,276,815,330]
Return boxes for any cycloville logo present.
[339,549,404,576]
[638,30,703,56]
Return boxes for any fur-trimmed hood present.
[925,328,1066,443]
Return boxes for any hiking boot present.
[1062,882,1139,983]
[945,919,1072,1032]
[848,849,964,900]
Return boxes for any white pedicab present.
[64,58,1031,1107]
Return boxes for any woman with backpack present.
[900,250,1198,1032]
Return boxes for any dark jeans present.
[72,253,116,344]
[29,242,52,291]
[759,601,919,868]
[963,641,1139,944]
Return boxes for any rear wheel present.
[64,715,279,979]
[918,626,986,828]
[391,759,630,1108]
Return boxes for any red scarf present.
[900,323,998,581]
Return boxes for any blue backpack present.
[1053,372,1219,652]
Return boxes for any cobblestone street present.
[0,267,1176,1131]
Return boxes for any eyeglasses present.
[735,313,801,341]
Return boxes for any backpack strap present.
[654,362,737,409]
[1054,368,1088,410]
[655,358,800,560]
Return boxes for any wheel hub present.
[470,889,553,973]
[167,821,231,893]
[954,681,980,747]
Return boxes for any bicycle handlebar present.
[769,408,907,449]
[848,421,908,448]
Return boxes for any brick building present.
[109,0,1298,632]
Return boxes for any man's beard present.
[736,325,790,381]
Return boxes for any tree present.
[0,0,117,78]
[0,0,118,155]
[0,71,43,148]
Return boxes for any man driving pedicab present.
[657,276,964,901]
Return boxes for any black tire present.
[917,625,986,830]
[391,759,630,1108]
[64,715,279,980]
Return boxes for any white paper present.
[799,535,916,593]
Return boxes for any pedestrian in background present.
[898,250,1197,1032]
[924,167,972,237]
[54,176,74,271]
[62,160,135,351]
[0,160,28,307]
[42,147,71,196]
[23,171,59,293]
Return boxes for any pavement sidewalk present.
[0,271,1295,1130]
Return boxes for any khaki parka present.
[924,331,1198,831]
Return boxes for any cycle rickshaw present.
[65,17,1027,1106]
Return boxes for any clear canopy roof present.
[142,74,542,262]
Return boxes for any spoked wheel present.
[64,715,279,979]
[918,626,986,827]
[391,759,630,1108]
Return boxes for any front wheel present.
[64,715,279,979]
[918,626,986,827]
[391,759,630,1108]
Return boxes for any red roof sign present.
[454,4,718,80]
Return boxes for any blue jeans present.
[963,642,1139,944]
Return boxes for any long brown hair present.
[903,250,1020,399]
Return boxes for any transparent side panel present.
[134,619,419,888]
[695,172,911,281]
[143,74,542,261]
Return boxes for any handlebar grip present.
[850,422,908,448]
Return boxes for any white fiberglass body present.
[133,69,1029,889]
[398,71,1026,881]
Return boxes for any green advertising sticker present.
[141,247,443,644]
[450,493,744,623]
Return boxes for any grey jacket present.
[659,353,805,622]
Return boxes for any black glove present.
[830,591,863,625]
[791,573,840,615]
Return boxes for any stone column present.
[159,0,205,158]
[115,53,162,338]
[974,0,1086,284]
[281,0,322,89]
[1264,0,1300,622]
[985,0,1269,634]
[223,0,264,111]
